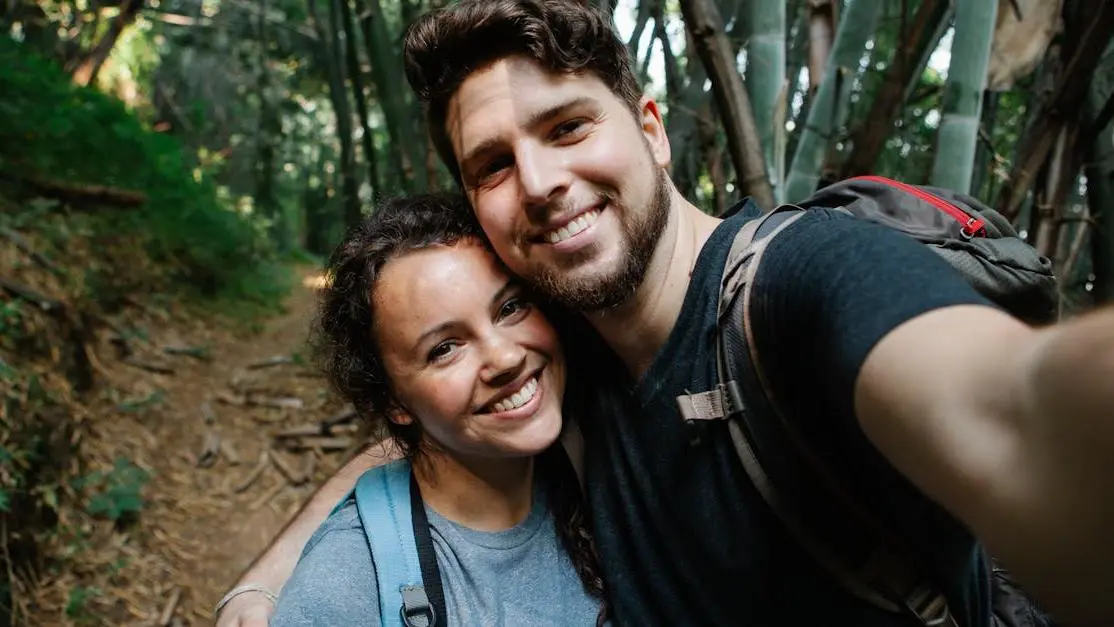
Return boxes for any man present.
[217,1,1114,625]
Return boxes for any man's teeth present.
[545,209,601,244]
[491,377,539,413]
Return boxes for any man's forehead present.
[446,58,606,150]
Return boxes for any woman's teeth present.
[491,377,539,413]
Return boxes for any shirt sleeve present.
[746,208,997,545]
[270,502,380,627]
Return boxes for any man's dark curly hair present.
[403,0,643,184]
[310,192,610,623]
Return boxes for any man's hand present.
[216,440,400,626]
[215,589,274,627]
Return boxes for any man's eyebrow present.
[460,96,600,167]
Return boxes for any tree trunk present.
[699,101,727,216]
[806,0,838,96]
[310,0,360,228]
[679,0,775,210]
[70,0,143,86]
[338,0,380,198]
[743,0,786,203]
[1030,124,1079,258]
[996,1,1114,220]
[1084,38,1114,305]
[929,0,999,194]
[627,0,654,62]
[666,30,708,200]
[971,91,1000,202]
[840,0,952,178]
[1088,141,1114,304]
[784,0,883,202]
[354,0,426,192]
[254,0,284,248]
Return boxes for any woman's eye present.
[428,341,457,363]
[498,296,531,321]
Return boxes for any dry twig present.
[232,450,270,493]
[246,394,303,410]
[246,355,294,370]
[279,435,353,452]
[196,430,220,468]
[123,358,176,375]
[268,449,306,485]
[158,586,182,626]
[200,401,216,424]
[219,440,241,465]
[0,227,64,276]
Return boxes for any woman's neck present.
[411,449,535,532]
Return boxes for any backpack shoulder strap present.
[675,205,806,423]
[710,205,958,627]
[354,459,441,627]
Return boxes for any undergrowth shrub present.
[0,36,290,310]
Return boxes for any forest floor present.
[25,265,360,626]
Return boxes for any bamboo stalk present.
[929,0,999,193]
[784,0,883,202]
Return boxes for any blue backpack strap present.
[353,460,436,627]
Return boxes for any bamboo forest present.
[1,0,1112,625]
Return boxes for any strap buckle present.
[675,381,745,423]
[400,585,436,627]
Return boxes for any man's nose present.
[517,143,571,207]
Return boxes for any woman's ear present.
[387,407,414,426]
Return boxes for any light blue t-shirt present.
[270,483,605,626]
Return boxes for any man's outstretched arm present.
[215,440,399,627]
[856,304,1114,627]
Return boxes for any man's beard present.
[527,167,670,312]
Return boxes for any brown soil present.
[24,267,355,626]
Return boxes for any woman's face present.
[373,239,566,462]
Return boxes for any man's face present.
[444,56,673,311]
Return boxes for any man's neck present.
[586,189,722,379]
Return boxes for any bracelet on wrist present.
[214,584,278,618]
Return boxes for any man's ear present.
[638,95,672,169]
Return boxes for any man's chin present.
[528,266,638,312]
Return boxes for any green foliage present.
[0,36,290,307]
[72,457,151,523]
[64,585,101,623]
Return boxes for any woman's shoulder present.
[300,498,362,556]
[271,500,380,626]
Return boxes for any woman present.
[269,193,608,626]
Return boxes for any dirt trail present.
[30,266,355,626]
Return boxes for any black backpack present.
[676,175,1059,627]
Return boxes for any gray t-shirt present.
[270,484,605,626]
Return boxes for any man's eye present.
[553,119,587,139]
[477,156,512,180]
